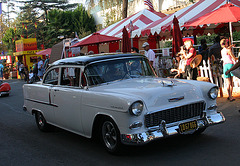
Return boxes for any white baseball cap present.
[142,42,149,48]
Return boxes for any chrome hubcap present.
[102,121,117,150]
[38,114,44,127]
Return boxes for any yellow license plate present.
[179,120,198,133]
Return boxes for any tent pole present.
[130,31,133,48]
[229,22,233,45]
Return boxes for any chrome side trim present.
[25,98,58,107]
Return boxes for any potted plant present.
[3,62,10,79]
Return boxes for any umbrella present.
[36,48,52,55]
[183,3,240,43]
[71,32,121,46]
[122,26,131,53]
[71,33,121,54]
[172,16,183,57]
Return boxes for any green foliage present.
[2,2,96,50]
[2,62,10,74]
[233,31,240,47]
[45,4,96,47]
[17,0,78,23]
[2,28,16,51]
[163,41,172,48]
[163,31,240,48]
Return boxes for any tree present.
[122,0,128,19]
[16,0,78,23]
[1,0,18,27]
[2,28,16,53]
[44,4,96,47]
[0,15,8,54]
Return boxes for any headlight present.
[208,86,218,100]
[129,101,143,116]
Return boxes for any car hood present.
[92,77,204,112]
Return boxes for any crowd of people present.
[135,36,239,102]
[170,36,239,102]
[17,54,50,83]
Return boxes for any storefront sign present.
[15,38,38,52]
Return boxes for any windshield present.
[84,57,156,86]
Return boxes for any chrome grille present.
[145,102,205,128]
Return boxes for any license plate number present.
[179,120,198,133]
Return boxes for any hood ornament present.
[161,80,175,87]
[168,96,184,102]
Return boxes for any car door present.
[40,67,60,124]
[51,67,83,133]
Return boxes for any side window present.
[43,68,59,85]
[81,72,87,87]
[60,67,80,87]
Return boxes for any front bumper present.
[0,91,10,96]
[121,112,225,145]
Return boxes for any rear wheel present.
[35,112,52,132]
[101,118,122,154]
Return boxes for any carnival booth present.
[13,38,42,79]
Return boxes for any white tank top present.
[221,47,234,65]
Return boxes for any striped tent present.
[97,9,166,38]
[132,0,240,38]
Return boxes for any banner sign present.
[15,38,38,52]
[13,50,41,56]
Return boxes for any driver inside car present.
[130,60,142,76]
[103,64,125,82]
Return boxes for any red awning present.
[71,33,121,48]
[183,3,240,27]
[35,48,52,55]
[132,0,240,37]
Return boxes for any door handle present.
[54,89,59,91]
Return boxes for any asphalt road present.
[0,79,240,166]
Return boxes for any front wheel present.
[35,112,52,132]
[192,127,206,135]
[101,118,122,154]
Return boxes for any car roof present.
[51,53,146,66]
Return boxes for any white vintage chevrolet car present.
[23,53,225,153]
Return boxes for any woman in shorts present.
[221,38,238,101]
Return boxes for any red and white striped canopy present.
[132,0,240,37]
[97,9,166,38]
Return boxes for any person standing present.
[225,56,240,76]
[221,38,238,102]
[17,60,21,76]
[200,44,209,66]
[181,38,197,80]
[19,62,24,80]
[43,54,49,72]
[142,42,156,68]
[198,39,207,55]
[0,63,3,80]
[37,57,44,80]
[209,36,222,61]
[131,47,139,53]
